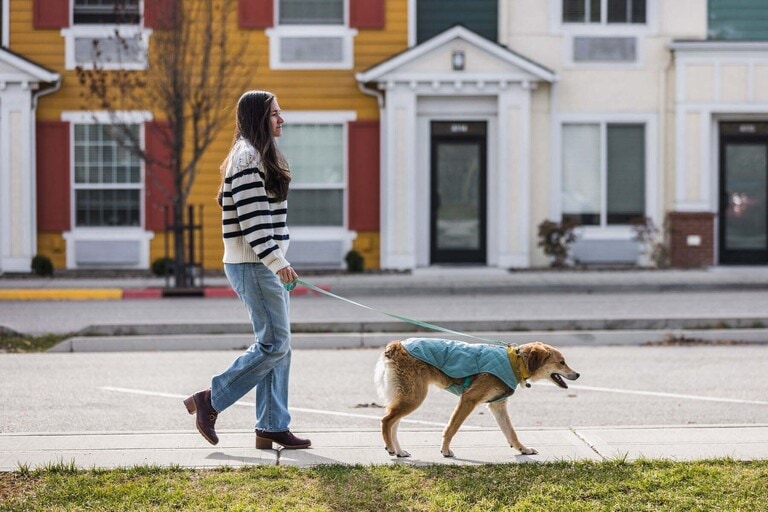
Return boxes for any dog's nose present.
[573,372,580,380]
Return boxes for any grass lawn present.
[0,333,68,353]
[1,459,766,511]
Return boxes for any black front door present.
[430,121,487,264]
[719,122,768,264]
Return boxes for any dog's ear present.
[524,342,550,373]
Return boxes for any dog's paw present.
[396,451,411,458]
[518,446,538,455]
[441,449,455,458]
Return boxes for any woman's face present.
[269,98,284,138]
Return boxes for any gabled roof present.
[0,47,60,83]
[357,25,556,84]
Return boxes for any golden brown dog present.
[374,339,579,458]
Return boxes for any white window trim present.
[62,110,153,124]
[62,110,155,268]
[280,110,356,236]
[1,0,9,47]
[60,25,152,70]
[556,113,659,237]
[265,25,357,70]
[266,0,356,70]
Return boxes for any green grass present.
[1,459,766,511]
[0,332,69,352]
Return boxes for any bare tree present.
[76,0,251,289]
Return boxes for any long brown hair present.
[218,90,291,205]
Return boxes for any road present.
[2,345,767,434]
[2,289,768,335]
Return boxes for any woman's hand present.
[277,265,298,285]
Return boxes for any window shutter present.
[239,0,274,28]
[36,122,71,231]
[348,121,380,231]
[33,0,70,29]
[145,0,178,29]
[350,0,385,29]
[145,121,175,232]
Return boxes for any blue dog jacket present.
[402,338,519,396]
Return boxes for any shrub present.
[151,257,174,276]
[344,250,364,273]
[630,216,669,268]
[31,254,53,276]
[537,219,579,267]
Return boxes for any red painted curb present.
[123,288,163,299]
[120,285,332,299]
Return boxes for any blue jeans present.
[211,262,292,432]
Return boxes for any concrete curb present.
[48,328,768,352]
[3,424,767,470]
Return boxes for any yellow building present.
[1,0,406,275]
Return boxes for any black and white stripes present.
[221,140,290,273]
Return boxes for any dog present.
[374,338,579,458]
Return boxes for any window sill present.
[265,25,358,70]
[61,25,152,71]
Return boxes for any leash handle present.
[293,279,507,346]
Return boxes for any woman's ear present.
[523,342,549,373]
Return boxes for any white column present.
[0,84,36,273]
[380,85,418,270]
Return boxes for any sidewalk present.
[2,424,767,470]
[2,266,768,300]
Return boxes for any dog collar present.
[506,345,531,388]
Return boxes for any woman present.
[184,90,310,450]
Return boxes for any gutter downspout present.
[29,77,63,264]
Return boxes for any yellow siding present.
[36,233,66,269]
[352,231,381,270]
[14,0,408,270]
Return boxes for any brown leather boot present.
[255,429,311,449]
[183,389,219,445]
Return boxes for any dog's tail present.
[374,340,404,405]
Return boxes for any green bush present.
[344,250,364,272]
[151,257,174,276]
[31,254,53,276]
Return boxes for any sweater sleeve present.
[228,165,290,273]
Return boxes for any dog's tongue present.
[551,373,568,389]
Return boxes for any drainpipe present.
[29,77,62,264]
[31,77,62,110]
[357,79,384,110]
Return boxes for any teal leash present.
[291,279,508,347]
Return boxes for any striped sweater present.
[220,138,290,273]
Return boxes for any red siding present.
[37,122,71,231]
[145,122,175,231]
[239,0,273,28]
[350,0,385,29]
[144,0,177,29]
[348,121,380,231]
[34,0,70,29]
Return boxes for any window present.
[278,123,345,226]
[73,0,140,25]
[267,0,356,69]
[416,0,497,44]
[562,123,645,226]
[563,0,646,24]
[280,0,343,25]
[73,124,143,227]
[62,0,148,70]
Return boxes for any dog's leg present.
[381,384,428,458]
[487,400,537,455]
[440,392,482,458]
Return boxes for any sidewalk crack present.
[570,427,605,460]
